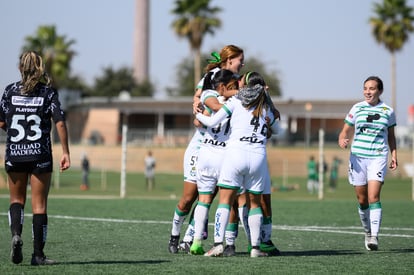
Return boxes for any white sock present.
[261,216,272,243]
[213,204,230,244]
[182,222,195,242]
[193,202,210,240]
[370,202,382,237]
[225,222,238,246]
[238,205,251,244]
[171,207,188,236]
[248,207,263,247]
[358,206,370,233]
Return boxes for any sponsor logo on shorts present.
[37,161,51,168]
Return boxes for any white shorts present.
[196,145,225,194]
[348,154,388,186]
[218,147,266,194]
[183,142,199,184]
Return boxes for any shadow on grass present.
[234,250,363,257]
[57,260,170,265]
[274,250,363,257]
[388,248,414,253]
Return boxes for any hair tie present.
[207,51,221,64]
[245,71,253,85]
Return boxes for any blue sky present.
[0,0,413,125]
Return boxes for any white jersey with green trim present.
[345,100,396,158]
[199,89,230,148]
[196,95,277,154]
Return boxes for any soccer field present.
[0,173,413,274]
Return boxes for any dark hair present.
[202,69,237,91]
[242,71,266,87]
[364,76,383,92]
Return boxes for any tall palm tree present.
[171,0,221,87]
[22,25,76,89]
[370,0,414,110]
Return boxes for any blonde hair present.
[205,45,244,72]
[19,51,51,94]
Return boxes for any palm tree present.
[171,0,221,87]
[22,25,76,89]
[370,0,414,110]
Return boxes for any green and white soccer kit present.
[193,89,230,242]
[196,96,278,247]
[345,100,396,240]
[345,101,396,185]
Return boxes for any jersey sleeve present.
[196,107,228,128]
[50,89,66,122]
[344,104,357,126]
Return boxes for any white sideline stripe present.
[1,213,413,238]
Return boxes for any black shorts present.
[5,158,53,173]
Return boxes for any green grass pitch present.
[0,169,413,274]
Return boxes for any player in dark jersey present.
[0,51,71,265]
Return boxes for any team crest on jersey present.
[12,96,44,106]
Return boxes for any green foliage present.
[92,66,154,97]
[22,25,77,90]
[171,0,222,50]
[171,0,222,85]
[370,0,414,53]
[241,57,282,97]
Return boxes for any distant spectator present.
[329,157,341,191]
[144,150,156,191]
[80,153,90,190]
[307,156,318,194]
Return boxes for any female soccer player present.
[0,51,71,265]
[338,76,398,251]
[168,45,244,253]
[196,83,279,257]
[189,70,239,255]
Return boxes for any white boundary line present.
[1,213,412,238]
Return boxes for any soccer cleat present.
[250,248,268,258]
[168,235,180,253]
[364,232,371,251]
[204,244,224,257]
[11,235,23,264]
[367,236,378,251]
[179,241,192,253]
[260,240,281,256]
[31,254,56,266]
[223,245,236,257]
[190,239,205,255]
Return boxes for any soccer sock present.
[182,220,195,242]
[261,216,272,243]
[171,207,188,236]
[369,202,382,237]
[8,203,24,236]
[358,204,370,233]
[225,222,238,246]
[213,204,230,244]
[238,204,251,244]
[193,202,210,241]
[248,207,263,247]
[32,214,47,257]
